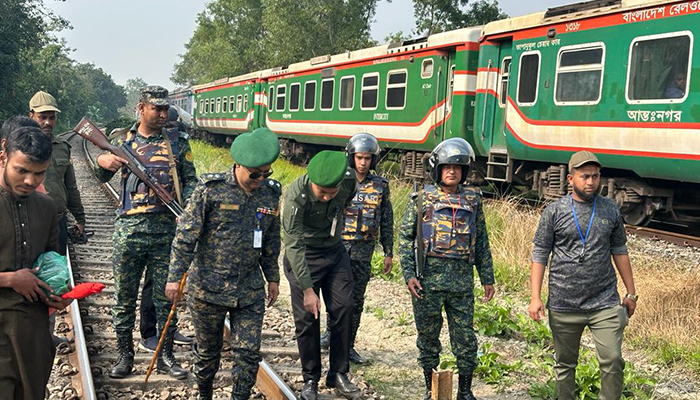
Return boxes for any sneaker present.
[174,330,193,345]
[138,335,158,352]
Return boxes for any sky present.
[45,0,567,89]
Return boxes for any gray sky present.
[46,0,567,89]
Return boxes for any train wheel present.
[619,201,652,226]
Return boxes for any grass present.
[190,139,699,390]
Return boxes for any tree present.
[412,0,507,35]
[171,0,381,86]
[120,77,148,118]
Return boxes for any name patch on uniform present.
[220,204,240,210]
[256,207,278,216]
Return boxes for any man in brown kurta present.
[0,126,71,400]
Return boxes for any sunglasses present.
[244,166,273,179]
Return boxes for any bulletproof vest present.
[119,129,179,216]
[421,184,479,262]
[341,176,387,241]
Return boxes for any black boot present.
[197,378,213,400]
[456,374,477,400]
[109,333,134,379]
[422,369,432,400]
[157,332,188,380]
[320,330,330,350]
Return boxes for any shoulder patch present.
[199,173,225,185]
[264,178,282,195]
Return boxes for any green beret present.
[230,128,280,167]
[307,150,348,188]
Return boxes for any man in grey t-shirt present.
[529,151,638,400]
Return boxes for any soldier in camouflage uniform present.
[95,86,197,380]
[167,128,282,400]
[399,138,495,400]
[320,133,393,365]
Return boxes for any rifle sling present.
[415,189,425,279]
[162,131,183,206]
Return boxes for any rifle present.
[413,182,425,280]
[73,117,184,218]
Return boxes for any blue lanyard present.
[570,194,596,250]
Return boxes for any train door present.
[426,51,450,143]
[485,39,513,182]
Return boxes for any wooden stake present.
[431,369,453,400]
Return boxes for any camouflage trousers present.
[112,224,176,336]
[189,296,264,398]
[411,289,477,375]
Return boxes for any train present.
[170,0,700,227]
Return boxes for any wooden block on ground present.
[431,369,453,400]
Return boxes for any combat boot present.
[456,374,477,400]
[197,378,213,400]
[319,330,330,349]
[109,333,134,379]
[157,332,188,380]
[422,369,432,400]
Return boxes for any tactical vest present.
[119,129,179,216]
[420,184,479,262]
[341,176,387,241]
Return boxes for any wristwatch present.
[625,293,639,302]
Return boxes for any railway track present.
[48,134,360,400]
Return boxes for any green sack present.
[33,251,71,297]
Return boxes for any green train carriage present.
[192,27,483,178]
[475,0,700,225]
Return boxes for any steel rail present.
[625,224,700,248]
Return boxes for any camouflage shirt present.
[532,194,628,312]
[44,134,86,225]
[399,185,494,292]
[168,169,282,308]
[94,124,197,230]
[341,173,394,262]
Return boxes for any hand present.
[11,268,51,302]
[165,281,181,302]
[44,294,72,310]
[75,223,85,234]
[528,298,546,322]
[267,282,279,307]
[97,154,128,172]
[622,296,636,317]
[302,288,321,319]
[407,278,423,299]
[482,284,495,303]
[383,256,393,274]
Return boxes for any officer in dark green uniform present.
[28,91,86,255]
[282,151,361,400]
[399,138,496,400]
[167,128,281,400]
[320,133,393,365]
[95,86,198,380]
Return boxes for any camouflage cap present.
[307,150,348,188]
[230,128,280,168]
[568,150,602,172]
[29,91,61,113]
[139,85,170,106]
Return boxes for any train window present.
[361,73,379,110]
[339,76,355,110]
[205,99,210,114]
[446,65,456,114]
[216,98,221,113]
[386,70,407,109]
[304,81,316,111]
[237,95,243,113]
[276,85,286,111]
[222,97,228,114]
[627,31,692,104]
[517,52,540,106]
[554,43,605,105]
[421,59,434,79]
[268,86,275,111]
[244,94,249,111]
[229,96,235,112]
[290,83,301,111]
[499,58,512,108]
[200,100,204,114]
[321,79,334,111]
